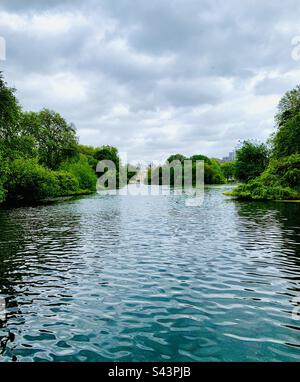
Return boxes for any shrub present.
[78,144,98,168]
[229,182,298,201]
[204,160,226,184]
[227,154,300,200]
[60,155,97,192]
[5,158,59,202]
[53,171,80,195]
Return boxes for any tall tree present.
[166,154,187,164]
[94,146,120,169]
[0,73,22,154]
[21,109,78,169]
[235,141,269,182]
[276,85,300,126]
[222,161,236,182]
[273,86,300,158]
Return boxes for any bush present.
[53,171,80,195]
[204,160,226,184]
[78,144,98,168]
[229,181,298,201]
[60,155,97,192]
[5,159,59,202]
[227,154,300,200]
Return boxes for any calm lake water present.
[0,185,300,362]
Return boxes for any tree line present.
[0,72,237,206]
[1,70,298,204]
[0,73,129,204]
[147,84,300,200]
[146,153,227,186]
[227,85,300,200]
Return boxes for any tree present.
[235,141,269,182]
[272,86,300,159]
[0,72,99,204]
[229,86,300,200]
[78,144,98,168]
[166,154,187,164]
[21,109,78,169]
[276,85,300,126]
[190,154,212,165]
[0,73,22,156]
[94,145,120,169]
[272,114,300,158]
[222,161,236,182]
[204,159,226,184]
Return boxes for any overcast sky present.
[1,0,300,162]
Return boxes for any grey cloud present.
[0,0,85,12]
[0,0,300,161]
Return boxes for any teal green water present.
[0,186,300,362]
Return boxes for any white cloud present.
[0,10,88,35]
[1,0,300,161]
[16,72,87,110]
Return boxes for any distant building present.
[222,139,262,162]
[222,151,236,163]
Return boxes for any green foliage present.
[229,154,300,201]
[231,85,300,201]
[4,159,60,202]
[235,141,269,182]
[276,85,300,126]
[53,171,80,195]
[78,144,97,156]
[2,71,298,204]
[78,144,98,168]
[272,112,300,159]
[204,159,226,184]
[60,155,97,192]
[0,73,98,204]
[229,182,298,201]
[147,154,226,186]
[0,151,7,202]
[221,161,236,182]
[190,154,212,165]
[166,154,187,164]
[21,109,78,170]
[0,73,22,156]
[94,146,130,188]
[94,146,120,169]
[0,183,5,203]
[126,164,139,184]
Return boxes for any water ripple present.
[0,186,300,361]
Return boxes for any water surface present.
[0,186,300,361]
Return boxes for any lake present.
[0,185,300,361]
